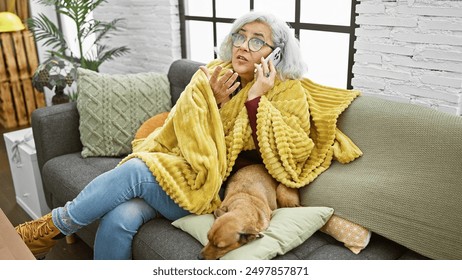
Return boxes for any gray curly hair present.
[218,11,308,80]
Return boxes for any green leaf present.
[30,0,129,72]
[27,13,69,56]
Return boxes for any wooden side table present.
[0,208,35,260]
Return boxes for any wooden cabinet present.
[0,30,45,128]
[0,0,45,128]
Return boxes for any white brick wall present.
[93,0,182,75]
[89,0,462,115]
[353,0,462,115]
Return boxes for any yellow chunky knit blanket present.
[119,60,362,215]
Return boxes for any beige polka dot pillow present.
[320,215,371,254]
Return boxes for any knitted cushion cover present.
[172,207,333,260]
[77,68,171,157]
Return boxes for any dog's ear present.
[238,232,264,244]
[214,206,228,218]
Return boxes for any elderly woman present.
[15,11,361,260]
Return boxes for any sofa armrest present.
[31,102,83,173]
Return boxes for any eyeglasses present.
[231,33,275,52]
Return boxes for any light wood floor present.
[1,125,93,260]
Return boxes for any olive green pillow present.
[172,207,334,260]
[77,68,171,157]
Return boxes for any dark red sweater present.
[231,96,263,173]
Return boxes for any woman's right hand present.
[200,65,240,107]
[247,58,276,101]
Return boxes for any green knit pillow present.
[77,68,171,157]
[172,207,334,260]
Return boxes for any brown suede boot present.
[15,213,64,258]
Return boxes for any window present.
[179,0,358,89]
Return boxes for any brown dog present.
[199,164,300,260]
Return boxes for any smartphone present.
[264,47,282,67]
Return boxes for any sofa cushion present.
[133,218,204,260]
[301,95,462,260]
[132,218,427,260]
[172,207,334,259]
[134,112,169,139]
[42,153,121,203]
[76,68,171,158]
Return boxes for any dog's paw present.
[276,184,301,208]
[277,197,301,208]
[214,206,228,218]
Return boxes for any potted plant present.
[27,0,129,72]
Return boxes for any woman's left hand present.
[247,57,276,101]
[200,65,240,107]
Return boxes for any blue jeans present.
[51,158,191,260]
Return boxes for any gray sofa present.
[32,59,462,260]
